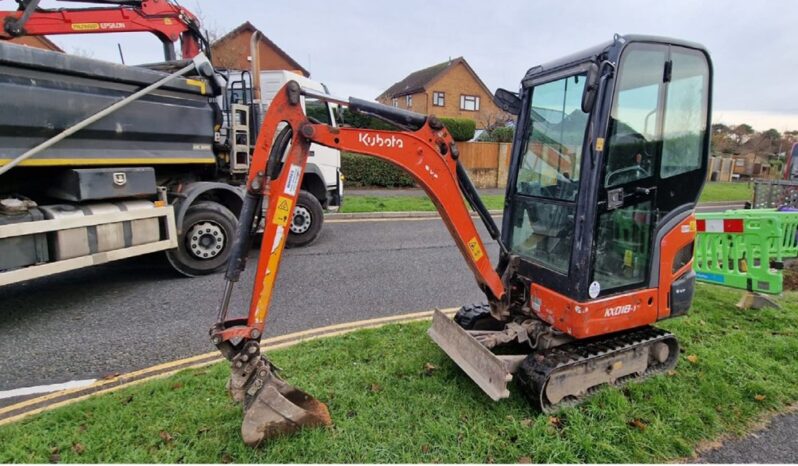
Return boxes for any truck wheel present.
[286,190,323,248]
[166,201,238,277]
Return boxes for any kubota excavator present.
[210,34,713,447]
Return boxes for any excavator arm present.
[0,0,206,60]
[210,81,506,446]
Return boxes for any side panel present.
[530,284,659,339]
[0,42,216,167]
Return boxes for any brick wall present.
[211,31,306,75]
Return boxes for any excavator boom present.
[210,81,508,446]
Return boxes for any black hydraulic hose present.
[223,125,293,282]
[223,188,261,283]
[348,97,427,130]
[456,162,507,254]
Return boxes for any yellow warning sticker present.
[272,195,292,226]
[467,237,484,262]
[624,249,633,268]
[71,23,100,31]
[595,137,605,152]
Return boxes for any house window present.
[392,98,398,107]
[432,91,445,107]
[460,95,480,111]
[406,95,413,108]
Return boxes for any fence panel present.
[458,142,500,170]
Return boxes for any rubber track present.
[516,326,678,413]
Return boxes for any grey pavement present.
[698,410,798,463]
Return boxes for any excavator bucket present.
[227,343,331,447]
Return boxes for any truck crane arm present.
[209,81,506,447]
[0,0,207,60]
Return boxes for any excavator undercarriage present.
[431,306,678,412]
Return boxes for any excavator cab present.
[211,34,713,446]
[496,35,711,326]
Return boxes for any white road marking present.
[0,379,97,400]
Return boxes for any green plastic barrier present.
[693,211,786,294]
[722,209,798,258]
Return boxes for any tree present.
[758,128,782,155]
[731,123,755,144]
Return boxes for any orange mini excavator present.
[210,35,713,446]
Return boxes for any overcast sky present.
[40,0,798,131]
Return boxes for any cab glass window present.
[515,74,587,201]
[605,46,666,188]
[510,73,589,275]
[660,49,710,179]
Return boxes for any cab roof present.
[522,34,709,85]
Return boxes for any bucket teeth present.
[228,343,331,448]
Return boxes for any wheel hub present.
[187,221,225,259]
[290,205,312,234]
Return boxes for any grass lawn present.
[339,182,750,214]
[2,285,797,463]
[340,194,505,213]
[698,182,752,203]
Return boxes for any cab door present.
[591,42,711,300]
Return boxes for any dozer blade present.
[229,345,331,448]
[427,309,514,400]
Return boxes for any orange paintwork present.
[530,284,659,339]
[240,83,506,335]
[657,213,696,320]
[529,212,696,339]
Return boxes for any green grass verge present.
[339,182,750,214]
[340,194,505,213]
[699,182,752,203]
[2,285,797,463]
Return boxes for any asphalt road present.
[0,217,493,393]
[698,410,798,463]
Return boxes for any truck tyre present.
[166,201,238,277]
[286,190,323,248]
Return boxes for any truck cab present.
[222,70,343,247]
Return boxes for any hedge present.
[340,108,398,130]
[341,152,415,187]
[478,126,515,142]
[439,117,476,141]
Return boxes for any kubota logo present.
[604,304,636,317]
[358,133,404,149]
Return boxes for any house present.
[376,57,507,129]
[210,22,308,77]
[731,152,772,180]
[3,35,63,52]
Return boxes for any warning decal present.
[467,237,484,262]
[284,164,302,196]
[272,196,293,226]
